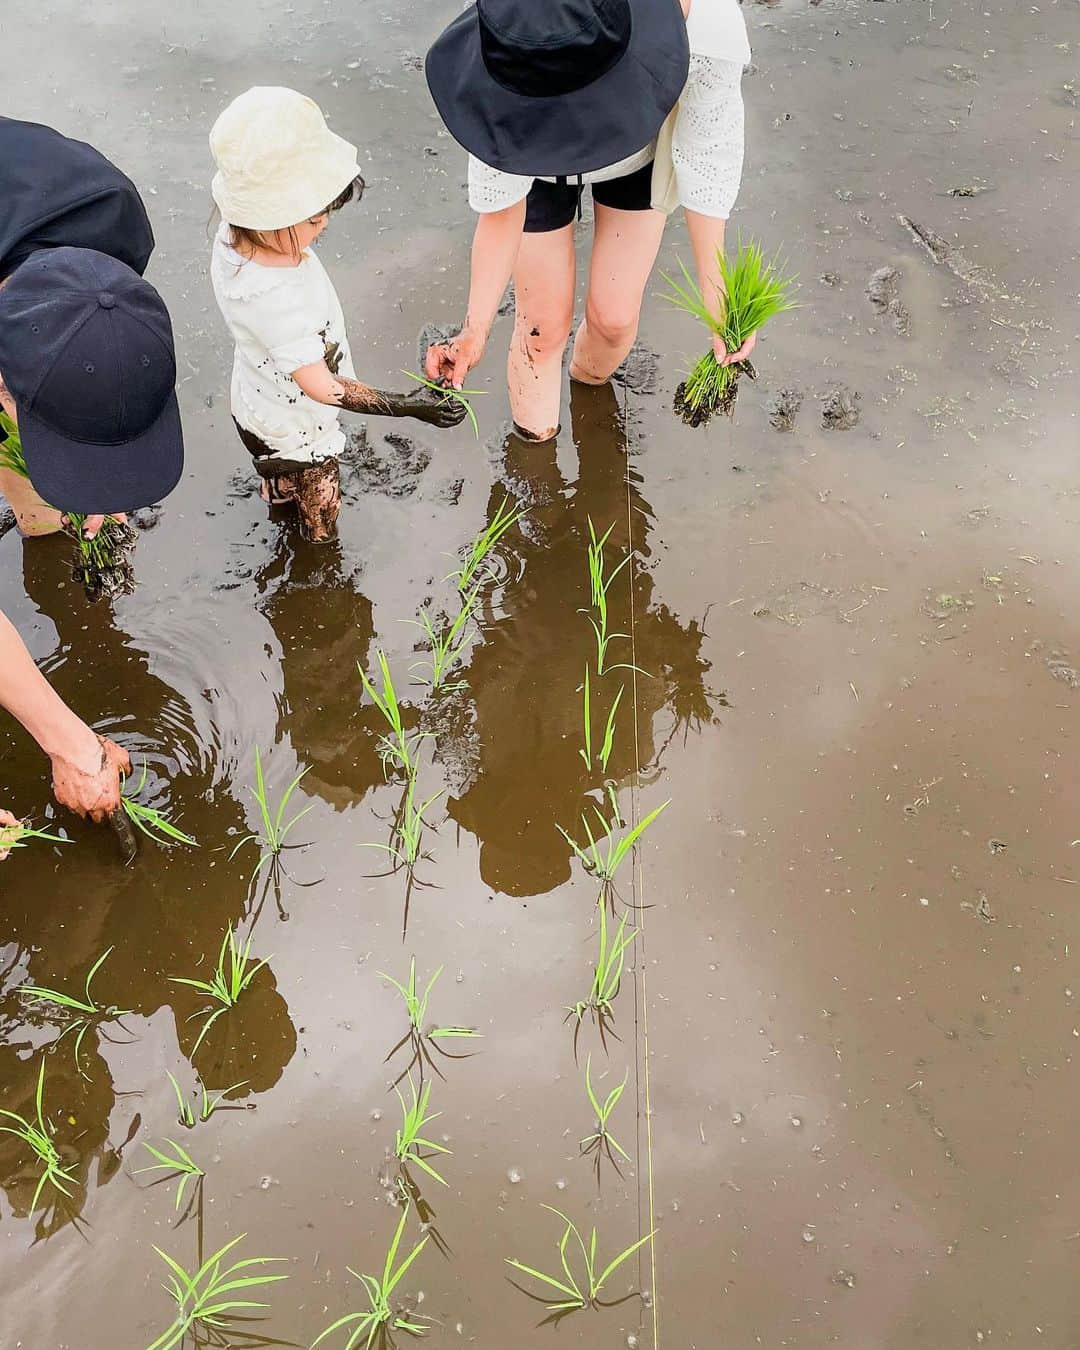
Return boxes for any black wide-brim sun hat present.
[426,0,691,178]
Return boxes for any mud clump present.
[1047,655,1080,689]
[344,427,432,499]
[71,517,138,603]
[612,341,661,396]
[766,386,803,432]
[867,266,911,337]
[674,359,755,428]
[821,385,861,431]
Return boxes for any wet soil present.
[3,2,1080,1348]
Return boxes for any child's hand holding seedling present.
[51,732,131,822]
[0,809,21,861]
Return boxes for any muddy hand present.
[424,328,485,390]
[51,734,131,823]
[0,809,21,862]
[405,387,469,429]
[715,331,758,368]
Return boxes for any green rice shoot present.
[0,411,28,475]
[120,762,197,847]
[408,582,480,690]
[0,1058,78,1214]
[566,902,636,1025]
[557,785,670,887]
[380,958,479,1044]
[580,666,625,775]
[146,1233,287,1350]
[135,1137,204,1212]
[170,926,270,1057]
[583,518,637,677]
[505,1205,654,1311]
[312,1202,429,1349]
[18,946,131,1079]
[393,1072,452,1187]
[0,819,68,853]
[167,1070,248,1129]
[660,240,797,424]
[580,1054,631,1164]
[364,770,443,872]
[451,495,526,592]
[403,369,485,439]
[229,746,312,878]
[358,650,426,778]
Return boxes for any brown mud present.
[3,1,1080,1348]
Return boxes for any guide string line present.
[622,385,660,1350]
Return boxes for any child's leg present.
[232,418,340,543]
[0,465,64,537]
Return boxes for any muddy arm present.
[292,363,466,428]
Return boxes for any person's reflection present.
[0,540,298,1239]
[447,380,722,897]
[254,534,385,810]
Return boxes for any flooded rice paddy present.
[3,1,1080,1346]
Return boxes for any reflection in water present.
[0,542,298,1239]
[254,535,384,811]
[448,380,723,897]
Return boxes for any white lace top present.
[467,0,751,219]
[210,223,357,464]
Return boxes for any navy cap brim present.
[19,388,184,516]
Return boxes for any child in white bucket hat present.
[209,87,464,542]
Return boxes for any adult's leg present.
[569,204,667,385]
[508,225,576,441]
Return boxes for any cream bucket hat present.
[210,87,361,230]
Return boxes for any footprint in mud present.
[343,428,432,500]
[821,385,861,430]
[766,386,803,432]
[866,265,911,337]
[612,341,661,396]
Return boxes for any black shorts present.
[523,160,655,234]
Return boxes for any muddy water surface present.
[2,1,1080,1347]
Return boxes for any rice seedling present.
[566,903,636,1026]
[380,958,479,1080]
[0,1059,78,1213]
[170,927,270,1057]
[557,785,670,888]
[135,1137,204,1213]
[18,947,131,1079]
[580,1055,631,1165]
[146,1233,288,1350]
[450,495,526,592]
[0,410,28,474]
[408,582,480,691]
[505,1206,654,1311]
[393,1072,452,1187]
[120,762,197,847]
[230,746,312,878]
[0,412,136,600]
[403,369,485,439]
[660,241,797,426]
[359,649,425,778]
[313,1202,429,1350]
[365,770,443,874]
[0,819,68,853]
[582,518,640,677]
[579,667,625,775]
[166,1070,248,1129]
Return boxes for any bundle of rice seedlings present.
[0,411,137,601]
[661,241,797,427]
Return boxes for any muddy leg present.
[274,458,341,543]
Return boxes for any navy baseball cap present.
[0,246,183,514]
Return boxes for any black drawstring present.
[576,173,583,221]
